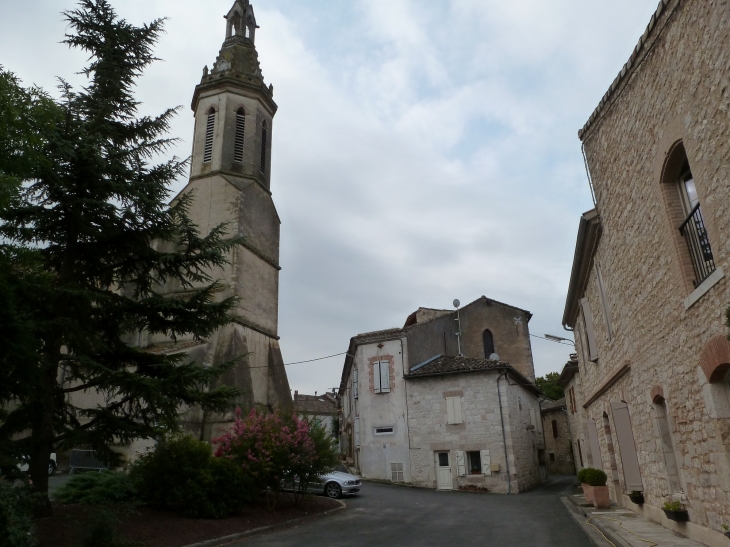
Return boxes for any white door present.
[436,452,452,490]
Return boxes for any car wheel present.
[324,482,342,499]
[48,460,56,476]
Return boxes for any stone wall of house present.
[406,370,541,493]
[573,0,730,543]
[542,408,576,476]
[503,379,544,492]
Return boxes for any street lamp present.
[544,333,575,345]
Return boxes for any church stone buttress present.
[170,0,291,439]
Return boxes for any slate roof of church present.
[404,355,540,395]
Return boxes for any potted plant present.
[662,500,689,522]
[629,491,644,504]
[577,468,609,509]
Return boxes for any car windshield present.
[333,463,351,474]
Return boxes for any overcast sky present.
[1,0,660,395]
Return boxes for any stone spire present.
[197,0,272,95]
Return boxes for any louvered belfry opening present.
[233,108,245,163]
[203,109,216,163]
[260,120,267,173]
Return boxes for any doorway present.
[436,452,452,490]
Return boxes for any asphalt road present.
[236,475,597,547]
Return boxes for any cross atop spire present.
[225,0,258,44]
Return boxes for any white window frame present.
[390,462,404,482]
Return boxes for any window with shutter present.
[456,451,466,476]
[596,264,613,341]
[445,397,463,424]
[379,361,390,393]
[580,298,599,361]
[354,418,360,448]
[203,109,216,163]
[552,420,559,438]
[480,450,491,476]
[352,368,358,399]
[233,108,245,163]
[373,361,381,394]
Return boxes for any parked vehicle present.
[19,453,57,476]
[283,463,362,499]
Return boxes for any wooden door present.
[436,452,452,490]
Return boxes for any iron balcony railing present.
[679,202,716,287]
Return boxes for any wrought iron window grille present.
[679,202,715,287]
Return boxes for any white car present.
[18,453,57,476]
[284,463,362,498]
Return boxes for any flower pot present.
[592,485,610,509]
[663,509,689,522]
[581,483,594,503]
[629,493,644,504]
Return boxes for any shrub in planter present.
[577,468,609,509]
[628,491,644,504]
[662,500,689,522]
[130,435,253,518]
[0,480,36,547]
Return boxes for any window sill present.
[683,267,725,310]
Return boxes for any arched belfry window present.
[233,107,245,164]
[260,120,268,173]
[483,329,495,359]
[203,107,216,164]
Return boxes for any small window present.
[549,453,556,462]
[438,452,449,467]
[233,107,245,163]
[203,107,216,163]
[467,451,482,475]
[483,329,495,358]
[260,120,267,173]
[374,426,394,435]
[445,396,463,424]
[391,462,404,482]
[677,159,715,286]
[552,419,559,438]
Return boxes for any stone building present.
[563,1,730,544]
[293,391,338,437]
[540,398,576,476]
[338,296,546,493]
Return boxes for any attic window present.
[374,426,394,435]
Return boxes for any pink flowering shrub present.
[213,408,327,509]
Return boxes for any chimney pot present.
[294,390,298,401]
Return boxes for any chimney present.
[294,390,298,401]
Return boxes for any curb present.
[561,497,633,547]
[180,499,347,547]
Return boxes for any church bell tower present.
[175,0,291,437]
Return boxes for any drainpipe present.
[497,370,512,494]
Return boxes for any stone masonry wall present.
[542,409,576,476]
[575,0,730,542]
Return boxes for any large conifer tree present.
[0,0,241,510]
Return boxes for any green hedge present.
[129,435,254,518]
[577,467,607,486]
[0,480,36,547]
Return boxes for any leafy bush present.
[213,409,317,510]
[0,480,36,547]
[577,467,607,486]
[292,416,339,504]
[54,471,137,506]
[129,435,253,518]
[664,500,683,511]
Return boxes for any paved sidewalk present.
[566,493,704,547]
